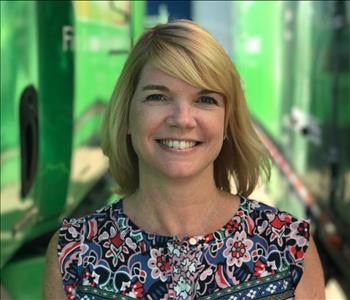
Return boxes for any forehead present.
[137,62,171,84]
[136,62,205,94]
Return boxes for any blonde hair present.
[101,19,270,197]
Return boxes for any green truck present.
[232,0,350,294]
[1,1,144,298]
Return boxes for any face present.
[128,62,226,183]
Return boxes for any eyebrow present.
[142,85,169,92]
[141,85,219,95]
[197,89,218,95]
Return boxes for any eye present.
[197,95,218,105]
[144,94,167,102]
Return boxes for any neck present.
[125,169,237,239]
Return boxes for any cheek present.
[206,113,226,137]
[129,106,158,141]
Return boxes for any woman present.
[44,20,324,299]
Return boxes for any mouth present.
[156,139,201,150]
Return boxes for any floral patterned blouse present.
[58,196,310,300]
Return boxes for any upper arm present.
[295,236,325,300]
[43,230,66,300]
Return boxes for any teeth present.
[159,140,197,149]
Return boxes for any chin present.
[160,165,210,181]
[163,170,195,179]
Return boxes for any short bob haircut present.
[101,19,270,197]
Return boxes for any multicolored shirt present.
[58,196,310,299]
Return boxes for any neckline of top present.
[114,195,246,245]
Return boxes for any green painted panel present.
[1,1,39,267]
[1,256,45,300]
[34,1,74,219]
[63,1,145,217]
[232,1,284,140]
[0,1,39,189]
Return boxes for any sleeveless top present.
[57,196,310,300]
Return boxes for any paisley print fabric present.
[58,196,310,299]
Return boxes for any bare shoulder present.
[43,229,66,300]
[295,236,325,300]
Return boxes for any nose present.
[166,101,196,129]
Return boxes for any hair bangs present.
[149,41,224,96]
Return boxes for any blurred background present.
[1,1,349,299]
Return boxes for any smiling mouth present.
[156,139,201,150]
